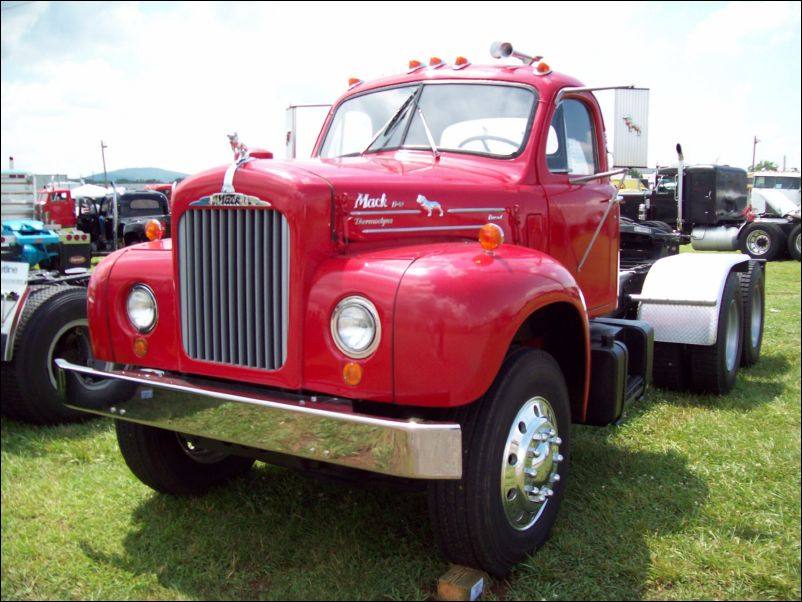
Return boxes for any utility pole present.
[751,136,760,172]
[101,140,109,187]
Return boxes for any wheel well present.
[512,302,587,421]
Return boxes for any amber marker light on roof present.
[348,77,363,89]
[429,56,445,68]
[479,223,504,253]
[408,59,424,72]
[343,362,363,386]
[453,56,471,69]
[145,219,164,241]
[535,61,552,75]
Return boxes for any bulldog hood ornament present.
[222,132,253,193]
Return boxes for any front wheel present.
[739,222,783,261]
[116,421,255,496]
[428,349,570,577]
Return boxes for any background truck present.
[1,262,135,423]
[619,148,800,261]
[1,189,169,424]
[1,158,70,222]
[58,42,765,577]
[744,170,801,261]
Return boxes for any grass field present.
[2,259,800,601]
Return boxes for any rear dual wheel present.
[653,270,751,395]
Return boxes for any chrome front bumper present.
[55,359,462,479]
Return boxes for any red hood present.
[172,150,529,246]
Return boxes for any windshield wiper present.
[361,87,419,155]
[416,104,439,160]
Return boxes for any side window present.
[546,99,598,176]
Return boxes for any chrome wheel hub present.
[500,396,562,531]
[746,230,770,256]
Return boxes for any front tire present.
[116,421,255,496]
[428,349,570,577]
[739,222,783,261]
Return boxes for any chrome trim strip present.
[56,359,462,480]
[362,225,482,234]
[629,295,717,307]
[351,210,420,216]
[447,208,505,213]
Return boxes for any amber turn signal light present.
[145,219,164,241]
[133,337,149,358]
[342,362,363,386]
[479,223,504,252]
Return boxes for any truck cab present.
[58,43,762,577]
[35,188,78,230]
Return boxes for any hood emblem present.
[191,193,270,207]
[416,194,444,217]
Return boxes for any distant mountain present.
[85,167,188,183]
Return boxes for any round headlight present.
[331,296,380,359]
[127,284,157,333]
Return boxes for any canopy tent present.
[69,183,114,198]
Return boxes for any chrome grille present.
[178,208,289,370]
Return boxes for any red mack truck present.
[58,42,765,576]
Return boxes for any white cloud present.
[686,0,801,57]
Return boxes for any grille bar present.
[179,208,289,370]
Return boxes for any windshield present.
[753,175,801,190]
[319,83,536,159]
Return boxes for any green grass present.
[2,260,800,601]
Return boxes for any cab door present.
[541,97,618,316]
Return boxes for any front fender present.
[394,243,586,407]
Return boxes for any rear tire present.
[788,224,801,261]
[116,421,255,496]
[739,222,783,261]
[2,286,136,424]
[652,342,689,391]
[428,348,570,577]
[739,262,764,367]
[689,272,743,394]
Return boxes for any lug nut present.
[550,473,561,483]
[554,453,564,463]
[550,436,562,445]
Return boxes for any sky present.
[1,1,800,178]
